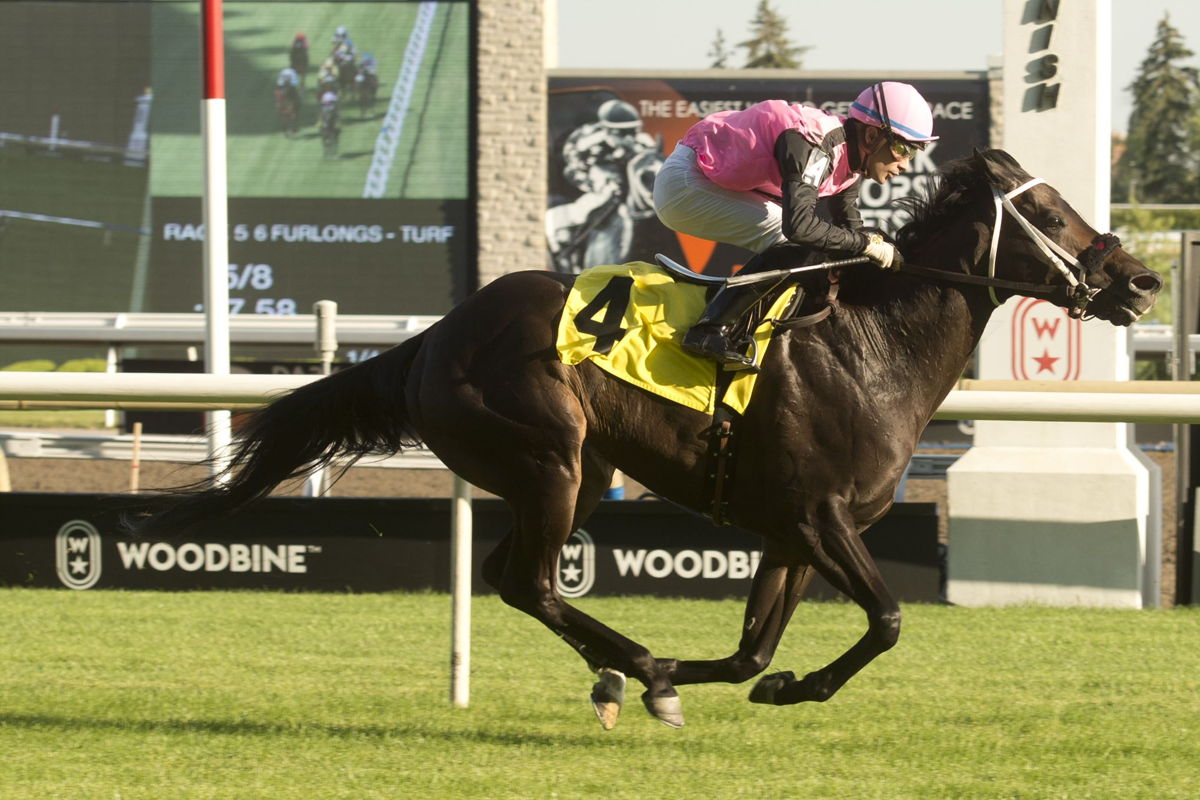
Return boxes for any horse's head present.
[973,149,1162,325]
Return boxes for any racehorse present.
[356,67,379,116]
[318,99,339,159]
[273,85,299,138]
[290,34,309,84]
[135,149,1160,729]
[335,46,358,95]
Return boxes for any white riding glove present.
[862,234,899,270]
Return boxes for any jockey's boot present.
[681,282,763,369]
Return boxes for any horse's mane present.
[828,149,1027,310]
[893,148,1025,253]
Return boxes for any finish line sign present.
[2,494,939,601]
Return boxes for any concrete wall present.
[475,0,549,286]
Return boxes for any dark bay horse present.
[138,150,1160,729]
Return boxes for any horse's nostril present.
[1130,272,1163,293]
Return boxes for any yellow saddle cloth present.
[556,261,798,415]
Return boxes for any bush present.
[1,359,57,372]
[56,359,107,372]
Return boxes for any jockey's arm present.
[827,181,865,232]
[775,130,868,255]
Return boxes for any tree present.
[1117,14,1200,203]
[738,0,809,70]
[708,28,732,69]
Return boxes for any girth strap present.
[706,406,737,526]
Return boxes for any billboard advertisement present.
[0,494,941,602]
[0,1,472,318]
[547,73,989,277]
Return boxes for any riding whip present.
[724,255,871,286]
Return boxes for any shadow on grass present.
[0,712,587,747]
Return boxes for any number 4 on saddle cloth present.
[556,261,802,415]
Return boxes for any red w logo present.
[1030,317,1061,339]
[1011,298,1080,380]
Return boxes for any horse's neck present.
[825,269,994,416]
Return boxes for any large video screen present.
[546,74,989,277]
[0,0,472,316]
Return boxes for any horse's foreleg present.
[656,543,813,687]
[751,500,900,706]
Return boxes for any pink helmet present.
[848,82,938,144]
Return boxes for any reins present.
[723,177,1123,323]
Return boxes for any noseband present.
[987,178,1122,318]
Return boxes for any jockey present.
[277,67,299,88]
[317,57,338,93]
[331,25,354,53]
[652,82,938,367]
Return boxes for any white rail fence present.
[2,371,1199,423]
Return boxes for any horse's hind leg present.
[481,444,613,679]
[751,498,900,705]
[655,540,814,687]
[486,444,682,727]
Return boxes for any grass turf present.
[1,591,1197,799]
[149,1,468,199]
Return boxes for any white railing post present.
[450,474,472,707]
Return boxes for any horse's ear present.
[973,148,1025,191]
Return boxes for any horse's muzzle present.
[1093,271,1162,326]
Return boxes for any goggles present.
[887,136,924,161]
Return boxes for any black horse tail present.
[131,333,426,535]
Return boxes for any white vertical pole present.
[450,474,472,707]
[201,0,231,482]
[303,300,338,497]
[104,343,118,429]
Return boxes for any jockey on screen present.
[331,25,355,54]
[652,82,939,368]
[277,67,299,88]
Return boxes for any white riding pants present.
[651,144,787,255]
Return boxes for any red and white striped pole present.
[201,0,232,480]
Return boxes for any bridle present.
[986,178,1119,318]
[898,176,1123,319]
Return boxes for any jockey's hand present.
[862,234,900,270]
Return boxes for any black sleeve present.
[775,129,868,254]
[828,180,865,231]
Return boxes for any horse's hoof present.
[748,670,795,705]
[590,668,626,731]
[641,690,685,728]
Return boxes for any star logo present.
[55,520,102,590]
[556,529,595,598]
[1032,349,1059,374]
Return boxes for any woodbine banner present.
[0,494,940,601]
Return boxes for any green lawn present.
[2,590,1197,799]
[150,1,468,199]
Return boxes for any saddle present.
[653,253,840,351]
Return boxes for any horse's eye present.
[1045,215,1066,231]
